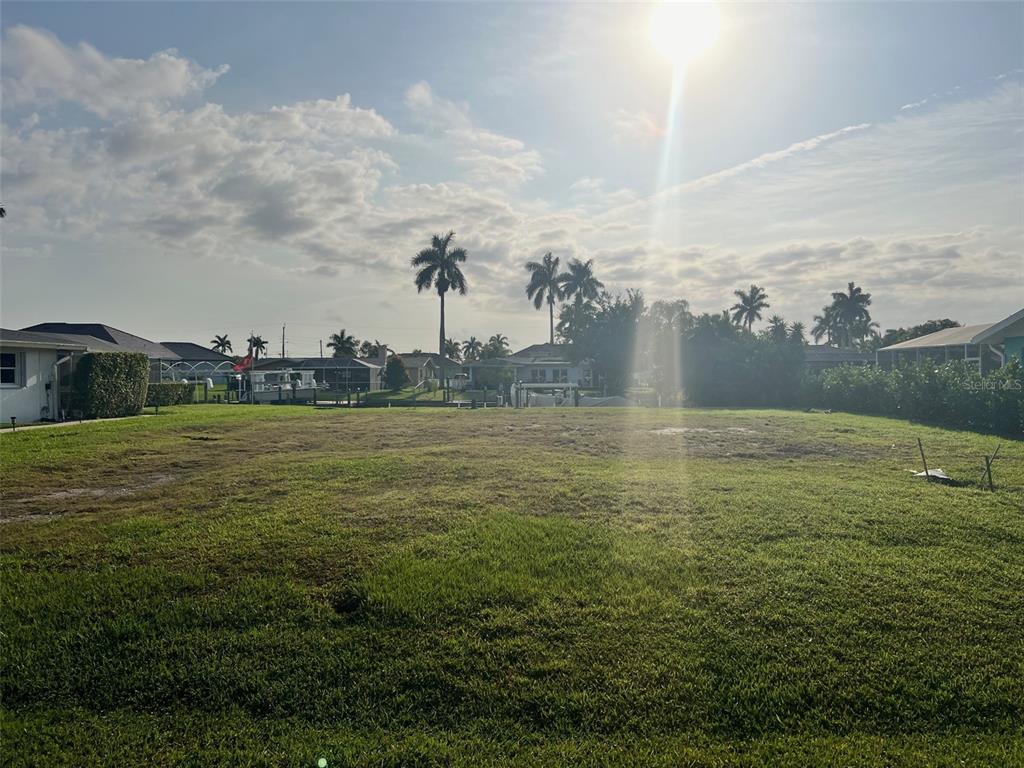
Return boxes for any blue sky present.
[2,2,1022,354]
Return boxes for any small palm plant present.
[461,336,483,361]
[444,338,462,362]
[210,334,233,354]
[247,334,268,360]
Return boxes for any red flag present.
[232,353,253,372]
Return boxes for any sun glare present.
[649,1,721,67]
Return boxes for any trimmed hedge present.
[72,352,150,419]
[806,360,1024,434]
[145,382,193,408]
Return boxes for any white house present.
[0,329,87,424]
[464,343,594,389]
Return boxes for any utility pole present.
[281,324,286,358]
[319,339,324,358]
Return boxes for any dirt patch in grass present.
[1,473,176,523]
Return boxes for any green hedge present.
[145,381,193,408]
[806,360,1024,434]
[72,352,150,419]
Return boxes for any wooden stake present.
[985,456,994,492]
[917,437,931,481]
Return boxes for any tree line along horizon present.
[207,230,962,365]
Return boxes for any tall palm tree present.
[558,258,604,307]
[444,338,462,362]
[525,252,563,344]
[461,336,483,361]
[247,334,268,360]
[830,282,873,347]
[210,334,233,354]
[327,329,359,358]
[412,231,468,394]
[730,284,770,331]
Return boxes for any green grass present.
[363,384,446,402]
[1,405,1022,766]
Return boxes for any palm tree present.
[359,339,385,358]
[730,284,770,331]
[811,306,839,345]
[558,258,604,307]
[444,338,462,362]
[765,314,788,343]
[830,282,873,347]
[412,231,468,396]
[787,321,807,344]
[327,329,359,358]
[461,336,483,361]
[483,333,510,359]
[525,252,564,344]
[851,318,881,352]
[210,334,233,354]
[246,334,268,360]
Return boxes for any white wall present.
[0,347,59,424]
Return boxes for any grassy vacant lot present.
[1,405,1022,767]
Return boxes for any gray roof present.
[22,323,179,360]
[294,357,380,370]
[0,328,89,351]
[508,343,578,364]
[878,323,993,351]
[253,357,302,370]
[396,353,462,369]
[161,342,234,362]
[972,308,1024,344]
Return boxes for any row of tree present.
[209,230,928,371]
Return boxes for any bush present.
[681,333,805,407]
[811,360,1023,434]
[72,352,149,418]
[145,381,193,408]
[383,355,410,390]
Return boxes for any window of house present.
[0,351,21,386]
[553,368,568,383]
[530,368,547,383]
[582,369,593,387]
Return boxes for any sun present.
[649,1,721,67]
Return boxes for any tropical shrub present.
[810,360,1023,434]
[72,352,149,418]
[145,382,193,408]
[680,321,805,407]
[383,356,410,390]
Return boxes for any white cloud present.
[404,80,544,187]
[1,25,228,118]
